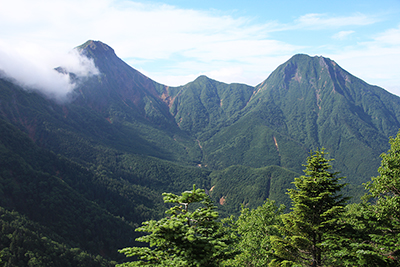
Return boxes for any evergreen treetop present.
[270,149,348,267]
[118,185,234,267]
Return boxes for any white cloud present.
[295,13,379,29]
[327,24,400,95]
[60,50,100,77]
[332,30,355,40]
[0,0,398,95]
[374,25,400,45]
[0,0,300,87]
[145,54,292,87]
[0,42,99,101]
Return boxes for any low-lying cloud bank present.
[0,44,99,102]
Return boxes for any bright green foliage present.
[226,200,285,266]
[270,149,348,267]
[364,130,400,263]
[367,130,400,221]
[118,185,233,266]
[327,202,397,266]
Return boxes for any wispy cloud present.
[327,23,400,93]
[295,13,379,29]
[374,24,400,45]
[332,30,355,40]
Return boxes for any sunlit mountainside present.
[1,40,400,265]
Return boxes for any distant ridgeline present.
[1,40,400,264]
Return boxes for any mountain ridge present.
[1,40,400,264]
[5,39,398,182]
[3,39,399,184]
[232,53,400,181]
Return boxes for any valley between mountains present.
[1,40,400,265]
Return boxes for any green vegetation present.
[227,200,285,266]
[120,142,400,266]
[209,165,297,216]
[269,149,348,266]
[364,130,400,262]
[0,207,115,267]
[118,185,235,266]
[2,41,400,265]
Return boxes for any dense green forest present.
[119,133,400,266]
[0,207,116,267]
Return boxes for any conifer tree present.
[117,185,233,267]
[226,199,285,266]
[365,130,400,264]
[270,149,348,267]
[336,202,396,266]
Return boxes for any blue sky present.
[0,0,400,98]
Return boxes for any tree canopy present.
[226,199,285,266]
[116,143,400,266]
[364,130,400,264]
[117,185,234,267]
[270,149,348,267]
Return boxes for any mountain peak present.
[269,53,342,86]
[288,54,333,65]
[76,40,116,58]
[194,75,213,83]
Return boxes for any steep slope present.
[202,54,400,184]
[74,40,174,127]
[0,115,143,263]
[68,40,202,164]
[0,77,214,263]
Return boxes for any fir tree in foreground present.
[335,130,400,266]
[364,130,400,264]
[117,185,234,267]
[270,148,349,267]
[225,199,285,266]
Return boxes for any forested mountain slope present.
[0,76,211,264]
[201,54,400,184]
[1,40,400,264]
